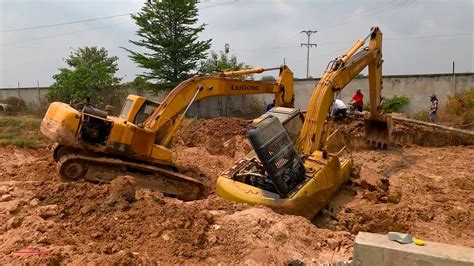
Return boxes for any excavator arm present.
[144,65,295,147]
[298,26,390,154]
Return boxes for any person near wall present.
[349,89,364,112]
[429,94,439,123]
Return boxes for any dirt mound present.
[175,117,251,156]
[174,118,252,192]
[1,117,473,264]
[0,169,352,264]
[315,146,474,248]
[333,119,474,148]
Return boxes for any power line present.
[0,0,238,33]
[385,32,473,40]
[199,0,239,9]
[268,0,415,48]
[318,0,416,32]
[229,32,473,53]
[1,21,131,45]
[0,13,133,33]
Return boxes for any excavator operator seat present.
[248,115,305,197]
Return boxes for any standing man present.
[429,94,438,123]
[350,89,364,112]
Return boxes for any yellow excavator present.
[41,66,295,200]
[217,27,392,218]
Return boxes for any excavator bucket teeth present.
[364,115,393,149]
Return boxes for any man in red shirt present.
[350,89,364,112]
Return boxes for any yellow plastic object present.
[217,152,351,219]
[414,238,425,246]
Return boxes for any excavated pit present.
[0,117,472,264]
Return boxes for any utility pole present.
[301,30,317,78]
[452,61,456,95]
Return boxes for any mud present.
[0,117,473,264]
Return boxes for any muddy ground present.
[0,117,473,264]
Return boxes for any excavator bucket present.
[364,114,393,149]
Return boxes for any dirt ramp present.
[174,118,252,192]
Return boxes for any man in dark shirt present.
[429,94,438,123]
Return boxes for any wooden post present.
[17,82,21,99]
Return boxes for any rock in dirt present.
[0,194,13,202]
[108,176,136,203]
[387,189,402,204]
[6,216,23,230]
[0,186,9,196]
[37,204,59,219]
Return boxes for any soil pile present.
[0,150,351,264]
[315,146,474,248]
[333,119,474,148]
[173,118,252,191]
[0,117,473,264]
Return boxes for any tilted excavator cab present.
[247,115,306,197]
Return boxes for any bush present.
[412,109,429,122]
[411,88,474,129]
[383,95,409,113]
[437,88,474,128]
[2,97,27,114]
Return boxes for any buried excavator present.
[41,66,295,200]
[217,27,392,218]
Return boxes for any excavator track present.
[57,153,204,201]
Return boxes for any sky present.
[0,0,472,88]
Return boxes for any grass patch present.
[0,116,46,148]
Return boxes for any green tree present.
[47,46,123,107]
[125,0,211,88]
[260,75,276,81]
[199,50,252,76]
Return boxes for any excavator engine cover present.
[247,115,305,197]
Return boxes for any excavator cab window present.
[134,100,159,126]
[120,99,133,119]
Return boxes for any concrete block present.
[354,232,474,266]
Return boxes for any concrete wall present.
[292,73,474,114]
[0,87,49,106]
[1,73,473,116]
